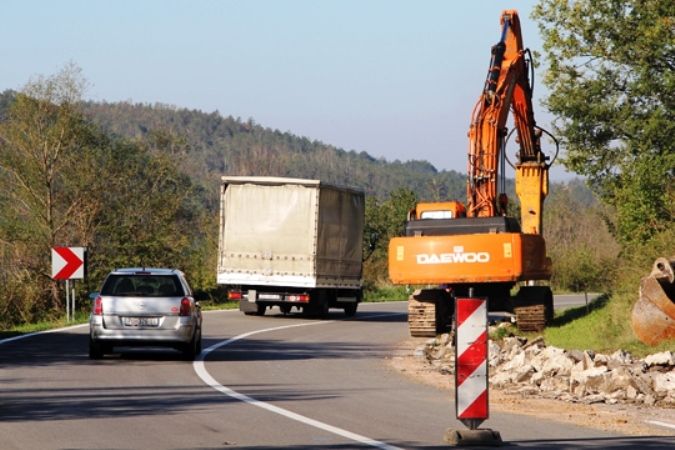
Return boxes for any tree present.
[362,188,417,288]
[0,64,98,315]
[544,180,620,292]
[0,65,212,325]
[532,0,674,246]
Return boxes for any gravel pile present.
[418,332,675,407]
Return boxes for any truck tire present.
[344,303,358,317]
[308,289,330,318]
[244,303,266,316]
[319,298,330,317]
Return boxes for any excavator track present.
[408,289,453,337]
[513,303,547,332]
[408,296,438,337]
[512,286,553,332]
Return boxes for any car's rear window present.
[101,274,185,297]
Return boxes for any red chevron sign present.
[455,297,488,427]
[51,247,85,280]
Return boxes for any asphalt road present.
[553,293,601,310]
[1,301,673,449]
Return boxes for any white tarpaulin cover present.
[217,177,364,288]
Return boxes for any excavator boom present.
[468,10,549,234]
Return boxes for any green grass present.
[363,285,409,302]
[0,311,90,340]
[198,300,239,311]
[528,293,674,357]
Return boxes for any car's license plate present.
[123,317,159,327]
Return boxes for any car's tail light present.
[228,290,242,301]
[93,296,103,316]
[179,297,191,316]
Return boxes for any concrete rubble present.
[417,332,675,408]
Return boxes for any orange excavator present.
[389,10,558,336]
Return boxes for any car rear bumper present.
[90,316,195,344]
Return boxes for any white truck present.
[217,176,365,317]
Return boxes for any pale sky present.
[2,0,574,179]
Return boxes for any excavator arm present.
[467,10,549,234]
[388,10,555,335]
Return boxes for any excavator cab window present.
[420,210,454,220]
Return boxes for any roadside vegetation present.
[528,0,674,353]
[1,1,672,356]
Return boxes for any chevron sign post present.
[52,247,86,322]
[455,296,489,429]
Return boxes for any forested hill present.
[81,101,467,201]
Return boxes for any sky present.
[2,0,574,180]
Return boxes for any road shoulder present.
[385,337,675,437]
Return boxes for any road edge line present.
[646,420,675,431]
[193,314,405,450]
[0,323,89,346]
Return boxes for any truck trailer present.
[217,176,365,317]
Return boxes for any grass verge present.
[0,311,89,340]
[363,284,409,302]
[516,293,674,357]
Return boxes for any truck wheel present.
[344,303,358,317]
[244,304,266,316]
[319,299,330,318]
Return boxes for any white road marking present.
[193,313,405,450]
[646,420,675,431]
[0,323,88,346]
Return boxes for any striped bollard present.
[455,296,489,430]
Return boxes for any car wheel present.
[182,329,200,361]
[89,338,103,360]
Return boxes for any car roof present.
[108,268,184,276]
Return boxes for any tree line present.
[2,0,671,329]
[0,64,621,329]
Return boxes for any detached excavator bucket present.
[631,257,675,346]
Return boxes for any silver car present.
[89,268,202,360]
